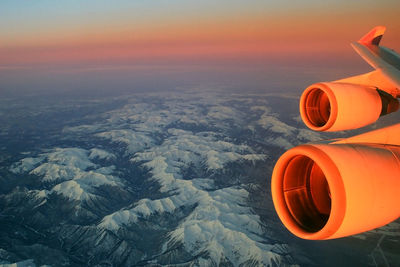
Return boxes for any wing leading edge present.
[351,26,400,92]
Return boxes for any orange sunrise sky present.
[1,1,399,66]
[1,0,400,94]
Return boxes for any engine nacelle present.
[300,82,399,131]
[271,143,400,240]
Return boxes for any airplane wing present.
[270,26,400,240]
[351,26,400,90]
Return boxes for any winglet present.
[358,26,386,46]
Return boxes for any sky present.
[1,0,400,94]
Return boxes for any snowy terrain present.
[1,89,399,266]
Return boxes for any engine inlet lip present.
[300,83,338,132]
[271,144,346,240]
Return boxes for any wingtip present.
[358,26,386,46]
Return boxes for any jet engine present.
[300,82,398,132]
[271,142,400,240]
[271,26,400,240]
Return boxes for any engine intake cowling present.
[300,82,399,132]
[271,143,400,240]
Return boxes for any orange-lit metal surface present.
[300,82,384,132]
[272,142,400,240]
[334,123,400,146]
[335,70,399,97]
[271,26,400,240]
[358,25,386,46]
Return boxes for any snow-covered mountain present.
[1,89,399,266]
